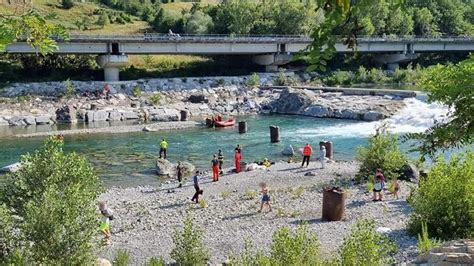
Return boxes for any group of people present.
[98,140,398,244]
[302,143,327,169]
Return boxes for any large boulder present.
[156,159,174,176]
[150,108,179,122]
[363,111,384,121]
[282,145,295,156]
[179,161,195,178]
[23,116,36,125]
[55,105,77,123]
[271,88,316,114]
[35,116,52,125]
[304,105,330,117]
[8,116,26,126]
[122,111,139,120]
[0,162,22,173]
[399,163,419,181]
[108,111,122,121]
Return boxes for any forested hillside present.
[1,0,472,36]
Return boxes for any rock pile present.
[410,239,474,265]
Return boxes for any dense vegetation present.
[0,137,101,264]
[408,152,473,240]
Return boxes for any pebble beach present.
[98,161,418,264]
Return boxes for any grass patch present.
[219,191,230,200]
[241,190,257,200]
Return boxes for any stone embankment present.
[0,73,415,131]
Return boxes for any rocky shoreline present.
[1,77,412,135]
[98,161,418,265]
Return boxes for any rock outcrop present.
[156,159,195,177]
[410,239,474,265]
[266,88,405,121]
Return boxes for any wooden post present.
[238,121,247,134]
[270,125,280,143]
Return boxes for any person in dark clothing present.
[217,149,224,174]
[191,171,203,203]
[235,144,242,154]
[176,161,183,188]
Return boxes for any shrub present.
[149,92,162,105]
[61,0,74,9]
[146,257,165,266]
[63,78,75,98]
[199,198,208,208]
[97,13,110,27]
[274,69,296,86]
[0,137,101,265]
[339,219,397,265]
[355,125,407,183]
[323,70,354,86]
[291,186,305,198]
[355,66,369,83]
[229,224,320,265]
[417,222,440,253]
[171,214,210,265]
[113,249,130,266]
[132,85,142,97]
[367,68,387,84]
[408,152,473,240]
[247,73,260,87]
[219,191,230,199]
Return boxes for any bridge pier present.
[252,53,293,72]
[374,53,418,71]
[96,54,129,81]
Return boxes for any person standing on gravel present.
[301,143,313,167]
[218,149,224,174]
[320,145,326,169]
[258,182,272,212]
[99,201,114,245]
[191,171,203,203]
[176,161,183,188]
[211,155,220,182]
[159,139,168,159]
[235,149,242,173]
[373,169,385,201]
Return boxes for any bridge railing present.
[50,33,474,43]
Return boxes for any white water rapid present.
[296,95,450,138]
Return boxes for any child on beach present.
[99,201,114,244]
[258,182,272,213]
[392,178,400,199]
[373,169,385,201]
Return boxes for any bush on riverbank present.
[355,125,407,183]
[338,219,397,265]
[408,152,474,240]
[171,214,210,265]
[317,65,423,87]
[0,137,101,264]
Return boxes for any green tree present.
[97,12,111,27]
[385,7,414,36]
[184,11,214,34]
[406,55,474,157]
[408,152,473,240]
[0,137,101,264]
[412,7,440,37]
[356,124,407,183]
[171,214,210,265]
[0,11,68,55]
[152,8,183,33]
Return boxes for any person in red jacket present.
[235,149,242,173]
[211,154,220,182]
[301,143,313,168]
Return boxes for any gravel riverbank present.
[98,161,418,264]
[14,121,202,138]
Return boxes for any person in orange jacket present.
[211,154,220,182]
[235,149,242,173]
[301,143,313,168]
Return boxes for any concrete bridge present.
[6,34,474,81]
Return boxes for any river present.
[0,95,449,187]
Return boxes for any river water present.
[0,95,449,187]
